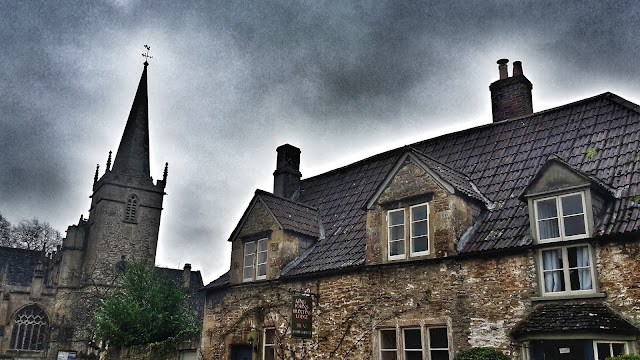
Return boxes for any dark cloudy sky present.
[1,0,639,283]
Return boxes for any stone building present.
[202,60,640,360]
[0,62,203,360]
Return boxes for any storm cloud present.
[1,0,639,282]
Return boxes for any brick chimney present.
[489,59,533,122]
[273,144,301,200]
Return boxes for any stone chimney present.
[182,263,191,288]
[489,59,533,122]
[273,144,301,200]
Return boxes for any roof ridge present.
[301,92,627,185]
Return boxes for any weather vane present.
[142,44,152,65]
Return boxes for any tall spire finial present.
[94,164,100,184]
[163,162,168,182]
[106,151,112,171]
[142,44,152,66]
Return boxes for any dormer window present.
[243,238,268,282]
[534,192,587,243]
[387,203,430,260]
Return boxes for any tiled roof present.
[0,247,41,286]
[285,93,640,276]
[206,92,640,285]
[156,267,206,322]
[257,190,321,238]
[202,270,229,290]
[511,303,640,337]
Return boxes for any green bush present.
[454,347,511,360]
[607,356,640,360]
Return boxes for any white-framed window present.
[410,203,429,257]
[243,238,268,281]
[387,203,430,260]
[594,341,628,360]
[427,328,449,360]
[403,328,423,359]
[534,192,588,243]
[539,244,595,296]
[379,327,449,360]
[263,327,276,360]
[388,209,406,260]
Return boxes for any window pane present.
[389,210,404,226]
[381,352,397,360]
[429,328,448,348]
[413,237,429,253]
[265,348,275,360]
[258,251,267,264]
[542,249,563,270]
[243,265,253,280]
[539,218,560,239]
[537,199,558,219]
[405,352,423,360]
[597,343,610,360]
[412,221,428,237]
[390,225,405,241]
[563,215,586,236]
[390,240,405,256]
[257,264,267,277]
[244,242,255,255]
[258,239,268,251]
[265,328,276,344]
[431,350,450,360]
[380,329,396,349]
[412,205,428,220]
[404,329,422,349]
[561,194,583,216]
[612,343,625,357]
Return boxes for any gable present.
[377,158,450,207]
[524,161,591,197]
[237,199,280,239]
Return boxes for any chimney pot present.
[497,59,509,79]
[273,144,302,200]
[489,59,533,122]
[513,61,523,76]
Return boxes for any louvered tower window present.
[10,305,48,351]
[125,194,138,222]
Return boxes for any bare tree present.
[10,217,62,253]
[0,213,10,246]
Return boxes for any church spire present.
[111,62,151,178]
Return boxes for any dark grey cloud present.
[1,0,639,282]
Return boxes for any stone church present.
[0,62,203,360]
[202,60,640,360]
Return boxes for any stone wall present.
[203,237,640,360]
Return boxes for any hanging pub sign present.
[291,294,312,339]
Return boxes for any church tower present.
[83,61,167,280]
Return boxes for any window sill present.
[531,292,606,302]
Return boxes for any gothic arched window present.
[125,194,138,222]
[10,305,48,351]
